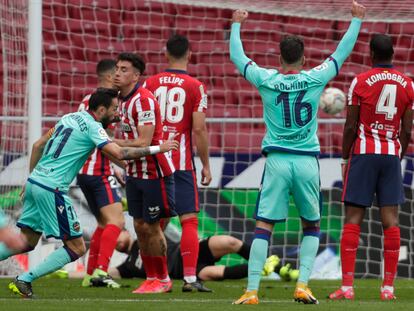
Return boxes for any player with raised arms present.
[3,89,178,298]
[143,34,212,292]
[230,0,365,305]
[329,34,414,301]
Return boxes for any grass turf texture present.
[0,279,413,310]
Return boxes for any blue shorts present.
[342,154,405,207]
[77,174,122,217]
[17,178,82,240]
[174,170,199,215]
[126,175,176,223]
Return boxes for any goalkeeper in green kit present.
[230,1,366,305]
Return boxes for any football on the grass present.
[319,87,346,115]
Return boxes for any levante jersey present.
[30,110,111,192]
[143,70,208,171]
[78,94,114,176]
[349,66,414,156]
[120,84,175,179]
[230,18,362,155]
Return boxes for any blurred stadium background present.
[0,0,414,280]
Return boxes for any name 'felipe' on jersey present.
[120,84,175,179]
[143,69,207,171]
[349,66,414,156]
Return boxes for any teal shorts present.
[17,179,82,240]
[255,152,321,223]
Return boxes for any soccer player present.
[329,34,414,301]
[3,89,178,298]
[76,59,125,288]
[229,1,365,305]
[113,53,177,294]
[110,231,294,282]
[0,210,26,257]
[143,34,211,292]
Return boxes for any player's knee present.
[224,236,241,252]
[382,219,398,229]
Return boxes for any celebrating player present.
[114,53,177,294]
[77,59,125,289]
[143,34,212,292]
[329,34,414,301]
[229,0,365,305]
[4,89,178,298]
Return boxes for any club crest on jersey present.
[121,122,132,132]
[138,111,155,124]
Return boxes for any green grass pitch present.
[0,278,413,311]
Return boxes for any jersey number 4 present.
[154,86,186,123]
[376,84,397,120]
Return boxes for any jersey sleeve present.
[347,77,360,106]
[230,23,276,88]
[309,18,362,84]
[192,82,208,113]
[135,96,156,126]
[88,121,112,149]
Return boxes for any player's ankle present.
[184,276,197,283]
[341,286,353,291]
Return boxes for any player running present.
[230,0,365,305]
[3,89,178,298]
[329,34,414,301]
[143,34,212,292]
[77,59,125,289]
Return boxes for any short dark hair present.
[370,34,394,63]
[280,36,304,64]
[96,59,116,77]
[167,34,190,59]
[88,88,118,111]
[117,53,145,74]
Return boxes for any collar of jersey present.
[165,69,188,74]
[373,64,394,68]
[86,110,98,121]
[121,83,140,101]
[282,70,300,74]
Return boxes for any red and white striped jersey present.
[78,94,114,176]
[143,69,208,171]
[348,66,414,156]
[120,84,175,179]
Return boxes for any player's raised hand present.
[351,0,366,19]
[232,10,248,23]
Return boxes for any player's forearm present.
[230,23,251,74]
[119,146,152,160]
[194,129,210,169]
[102,150,126,169]
[399,130,411,159]
[114,138,150,148]
[331,18,362,67]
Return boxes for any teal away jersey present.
[230,18,362,155]
[30,110,111,191]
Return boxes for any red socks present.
[87,227,104,275]
[340,223,361,287]
[383,226,400,287]
[141,253,157,280]
[96,224,121,272]
[153,256,169,281]
[180,217,199,278]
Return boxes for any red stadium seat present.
[175,16,226,32]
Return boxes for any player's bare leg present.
[379,206,399,300]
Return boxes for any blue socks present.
[247,227,271,291]
[18,246,78,283]
[298,227,320,285]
